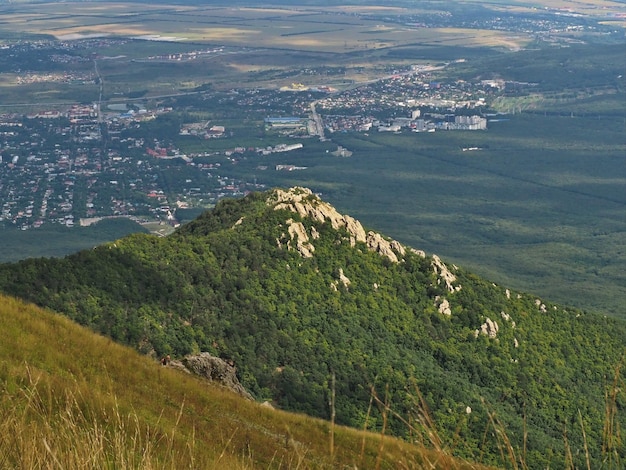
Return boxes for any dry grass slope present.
[0,294,489,469]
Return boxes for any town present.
[1,38,532,232]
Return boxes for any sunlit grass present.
[0,294,489,469]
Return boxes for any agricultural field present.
[0,2,537,103]
[0,1,623,104]
[0,2,531,52]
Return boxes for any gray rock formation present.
[500,311,516,328]
[171,352,253,400]
[435,296,452,316]
[269,187,414,263]
[286,218,315,258]
[475,317,499,339]
[366,231,404,263]
[337,268,351,288]
[270,187,367,247]
[431,254,461,293]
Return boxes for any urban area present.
[0,38,519,232]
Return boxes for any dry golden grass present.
[0,294,488,469]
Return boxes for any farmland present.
[0,3,532,52]
[0,0,623,101]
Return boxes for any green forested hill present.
[0,187,624,469]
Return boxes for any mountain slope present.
[1,294,481,469]
[0,187,624,468]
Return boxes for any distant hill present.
[0,187,624,469]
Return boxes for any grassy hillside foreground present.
[0,294,486,469]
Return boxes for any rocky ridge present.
[268,187,461,292]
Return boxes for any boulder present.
[174,352,253,400]
[435,296,452,316]
[475,318,499,339]
[366,231,400,263]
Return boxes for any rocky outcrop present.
[431,254,460,293]
[270,187,367,246]
[435,296,452,316]
[410,248,426,258]
[269,187,415,263]
[475,318,499,339]
[171,352,253,400]
[500,311,516,328]
[535,299,547,313]
[365,231,406,263]
[330,268,351,291]
[286,218,315,258]
[337,268,351,288]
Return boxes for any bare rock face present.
[337,268,351,288]
[435,296,452,316]
[410,248,426,258]
[286,218,315,258]
[330,268,351,291]
[475,318,499,339]
[174,352,253,400]
[269,187,367,248]
[431,255,461,293]
[500,311,516,328]
[269,187,413,263]
[365,231,407,263]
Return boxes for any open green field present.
[0,218,147,262]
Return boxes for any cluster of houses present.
[180,122,226,138]
[0,104,246,230]
[324,113,487,134]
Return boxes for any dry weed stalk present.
[0,366,196,469]
[602,356,624,469]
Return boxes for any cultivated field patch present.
[0,2,534,52]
